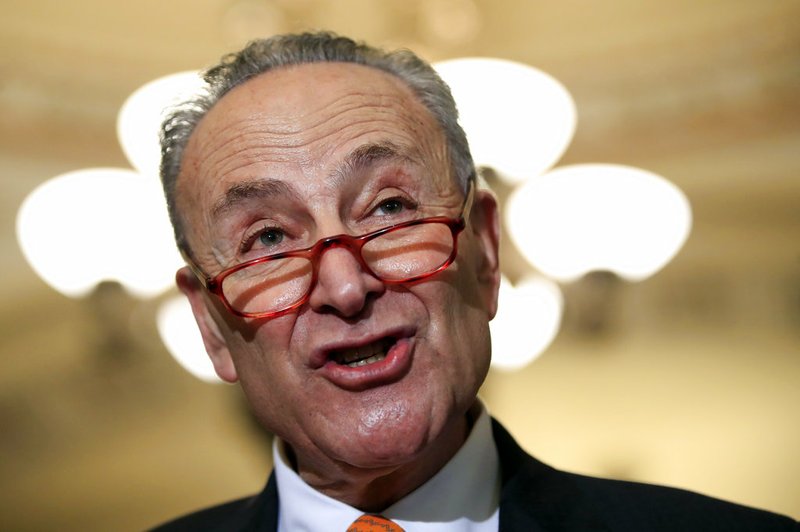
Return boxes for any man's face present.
[175,62,500,476]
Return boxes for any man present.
[152,32,797,531]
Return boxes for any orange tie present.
[347,514,405,532]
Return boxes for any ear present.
[469,188,502,319]
[176,267,239,383]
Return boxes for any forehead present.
[203,61,426,131]
[184,62,444,177]
[176,61,451,222]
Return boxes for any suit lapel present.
[227,473,279,532]
[493,419,612,532]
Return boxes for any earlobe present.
[470,189,502,319]
[176,267,239,383]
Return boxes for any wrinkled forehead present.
[196,62,433,135]
[175,61,454,222]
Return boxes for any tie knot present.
[347,514,405,532]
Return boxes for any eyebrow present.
[331,141,416,183]
[211,179,297,221]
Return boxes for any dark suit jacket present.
[151,419,799,531]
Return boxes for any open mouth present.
[330,337,395,368]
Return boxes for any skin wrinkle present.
[212,141,414,227]
[175,62,500,511]
[189,89,442,193]
[192,102,449,271]
[207,159,452,272]
[198,97,412,170]
[189,132,450,271]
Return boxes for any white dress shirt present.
[274,402,500,531]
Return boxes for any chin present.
[335,395,460,469]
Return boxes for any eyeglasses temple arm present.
[179,246,213,289]
[461,178,476,224]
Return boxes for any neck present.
[287,403,478,512]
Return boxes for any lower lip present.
[321,337,415,390]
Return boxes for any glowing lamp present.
[434,58,576,184]
[16,168,182,298]
[117,71,205,178]
[490,275,563,370]
[506,164,692,282]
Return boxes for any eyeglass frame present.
[181,179,476,320]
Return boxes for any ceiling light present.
[16,168,182,298]
[435,58,576,184]
[506,164,692,282]
[117,71,205,178]
[490,275,563,370]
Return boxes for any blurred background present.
[1,0,798,529]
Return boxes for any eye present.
[240,225,287,255]
[377,199,404,215]
[373,197,415,217]
[258,227,284,247]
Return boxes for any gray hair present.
[160,31,475,251]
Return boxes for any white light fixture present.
[117,71,205,178]
[434,58,576,184]
[157,295,221,383]
[16,168,183,298]
[506,164,692,282]
[490,275,563,371]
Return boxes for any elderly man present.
[152,32,797,531]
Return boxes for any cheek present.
[446,246,494,363]
[421,272,492,374]
[224,316,297,390]
[229,326,300,435]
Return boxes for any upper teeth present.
[333,339,391,367]
[346,353,386,368]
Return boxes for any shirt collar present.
[273,401,500,531]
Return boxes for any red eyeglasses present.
[184,181,474,319]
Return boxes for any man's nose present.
[307,245,385,317]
